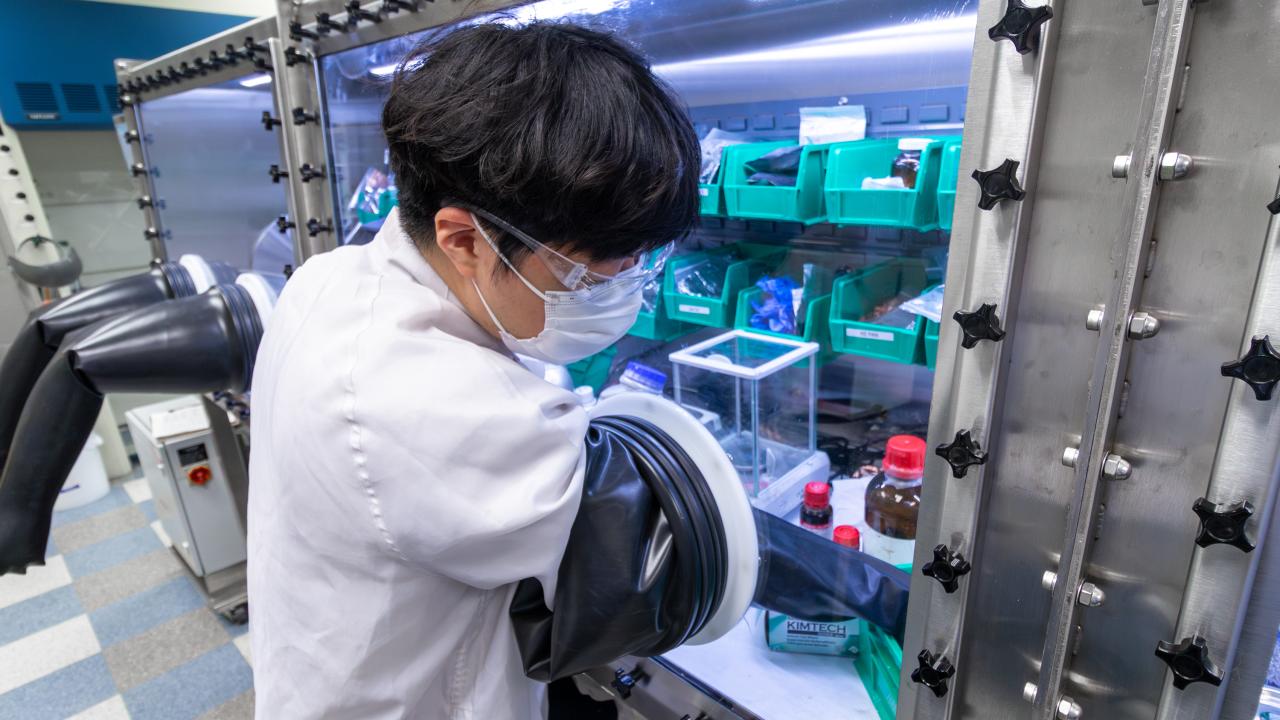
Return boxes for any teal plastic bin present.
[856,621,903,720]
[732,263,836,360]
[629,288,694,342]
[566,346,617,393]
[937,138,963,231]
[663,245,786,328]
[924,319,940,369]
[829,258,929,364]
[824,137,947,230]
[722,141,829,225]
[699,148,726,216]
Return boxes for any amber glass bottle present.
[864,434,926,566]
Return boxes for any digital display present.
[177,443,208,466]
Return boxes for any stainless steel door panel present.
[1067,3,1280,718]
[944,3,1158,717]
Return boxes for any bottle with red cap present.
[863,434,926,567]
[799,481,833,540]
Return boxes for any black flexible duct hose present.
[8,246,83,288]
[510,415,727,681]
[752,508,911,643]
[0,263,196,476]
[0,283,263,575]
[511,413,913,680]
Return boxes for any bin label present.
[847,328,894,342]
[679,304,712,315]
[698,187,710,197]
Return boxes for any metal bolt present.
[1061,447,1079,468]
[1086,306,1105,331]
[1042,570,1058,591]
[1102,454,1132,481]
[1127,312,1161,339]
[1159,152,1193,181]
[1057,696,1083,720]
[1112,155,1131,179]
[1077,582,1105,607]
[1023,682,1038,703]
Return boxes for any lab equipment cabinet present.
[270,0,1280,718]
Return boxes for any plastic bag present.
[863,292,918,329]
[675,255,737,298]
[745,146,803,187]
[640,276,661,314]
[900,284,946,324]
[799,105,867,145]
[750,276,798,334]
[700,128,751,184]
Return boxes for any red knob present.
[187,465,211,485]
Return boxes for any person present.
[245,21,699,720]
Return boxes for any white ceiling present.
[80,0,276,17]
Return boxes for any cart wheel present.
[223,603,249,625]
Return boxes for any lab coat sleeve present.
[349,328,588,596]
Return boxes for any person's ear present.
[433,206,484,279]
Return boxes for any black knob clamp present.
[208,50,226,69]
[292,107,319,125]
[289,21,319,41]
[262,111,283,131]
[130,163,149,178]
[1268,196,1280,215]
[244,37,269,55]
[1155,635,1224,690]
[299,163,325,183]
[284,47,313,67]
[307,218,334,237]
[1221,335,1280,401]
[921,544,972,593]
[224,43,247,64]
[124,130,141,144]
[972,159,1027,210]
[936,429,988,479]
[953,303,1007,348]
[610,666,646,700]
[268,165,289,184]
[381,0,421,13]
[315,12,352,35]
[1193,497,1255,553]
[910,650,955,698]
[989,0,1053,55]
[276,216,296,233]
[347,1,382,23]
[136,196,154,210]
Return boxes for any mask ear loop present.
[471,213,554,303]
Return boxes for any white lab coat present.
[246,209,587,719]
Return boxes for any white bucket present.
[54,433,109,512]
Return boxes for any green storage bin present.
[734,289,832,346]
[924,319,940,370]
[937,138,963,231]
[722,141,830,225]
[699,148,726,216]
[855,621,903,720]
[566,346,617,394]
[829,258,929,364]
[663,245,786,328]
[629,294,694,342]
[824,138,947,230]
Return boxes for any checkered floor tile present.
[0,471,253,719]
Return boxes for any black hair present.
[382,21,699,265]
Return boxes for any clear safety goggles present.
[464,204,673,300]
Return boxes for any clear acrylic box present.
[670,330,829,516]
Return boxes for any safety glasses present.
[464,204,673,300]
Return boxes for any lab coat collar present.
[372,207,508,355]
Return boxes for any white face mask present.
[470,221,643,366]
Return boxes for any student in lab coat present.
[245,21,699,720]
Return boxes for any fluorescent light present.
[508,0,626,23]
[654,14,976,70]
[370,63,398,77]
[239,73,272,88]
